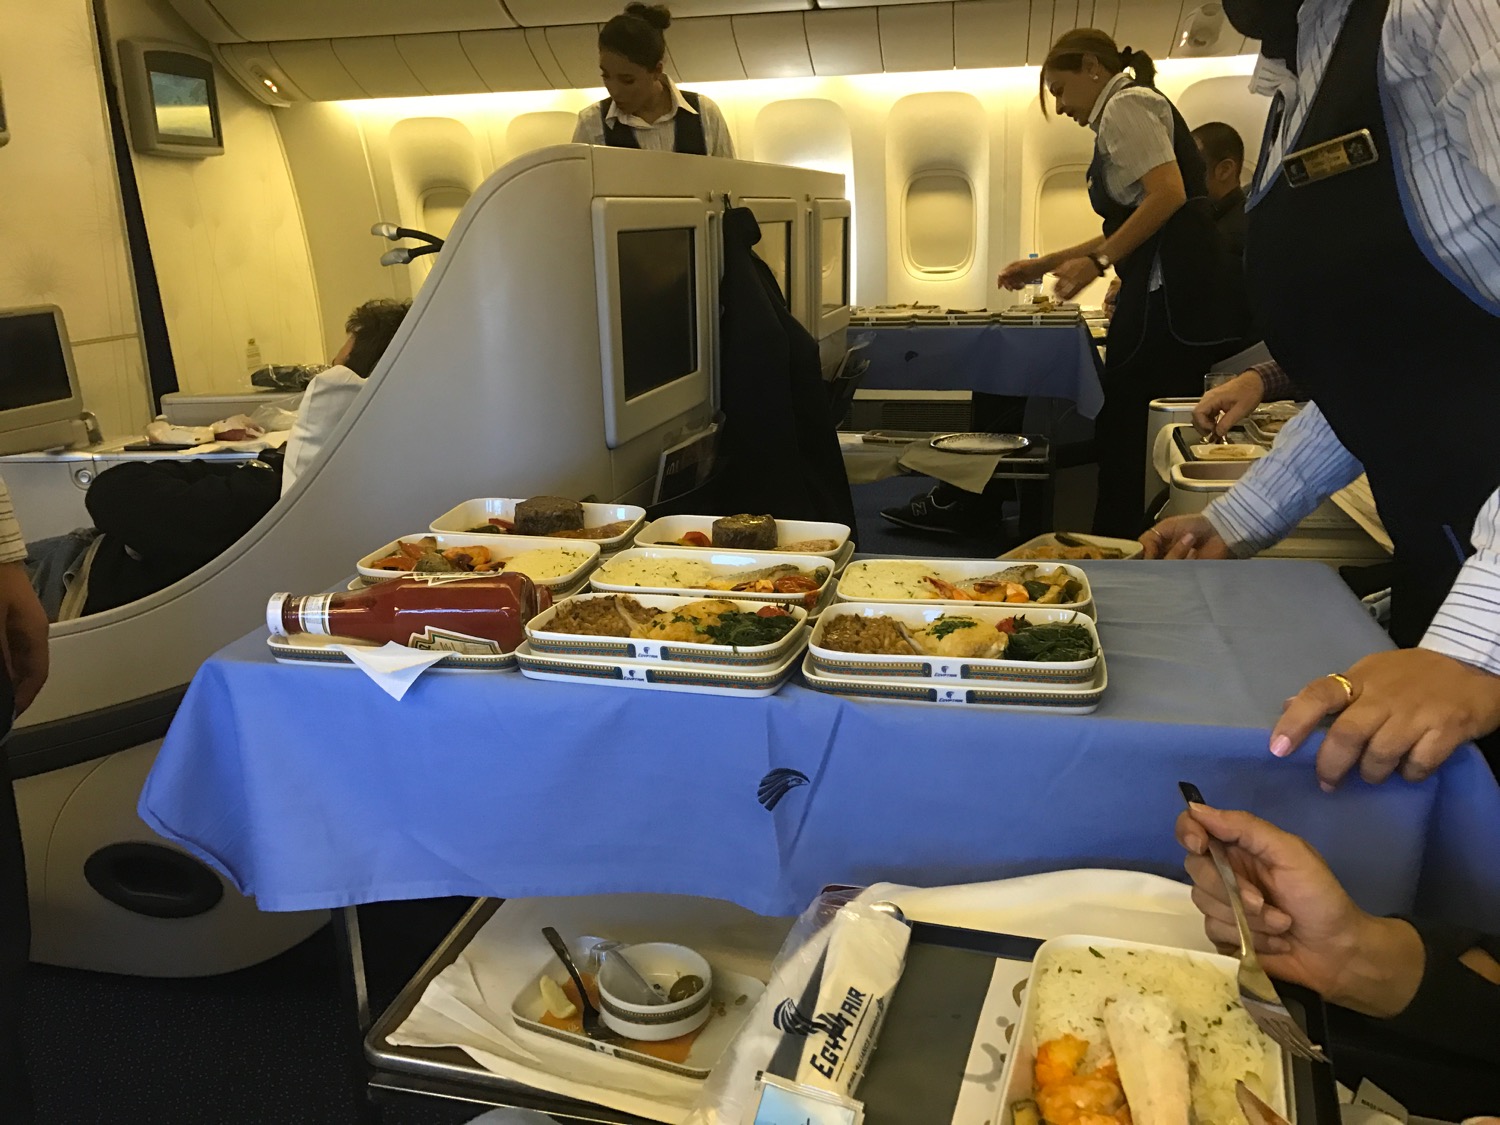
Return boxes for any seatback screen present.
[151,71,215,139]
[0,312,74,410]
[617,228,697,402]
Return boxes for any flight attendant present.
[1142,0,1500,788]
[998,30,1249,538]
[571,4,735,158]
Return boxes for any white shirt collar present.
[1087,71,1135,132]
[604,78,696,129]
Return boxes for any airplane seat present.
[9,144,845,977]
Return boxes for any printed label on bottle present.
[400,573,493,586]
[299,594,334,636]
[408,627,504,655]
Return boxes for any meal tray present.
[526,592,808,668]
[517,642,802,697]
[632,514,852,564]
[266,633,519,672]
[590,546,835,612]
[999,533,1143,561]
[356,531,601,588]
[836,558,1094,618]
[808,603,1100,685]
[362,907,1336,1125]
[800,652,1107,712]
[428,498,646,553]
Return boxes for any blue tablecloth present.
[856,323,1105,418]
[141,561,1500,927]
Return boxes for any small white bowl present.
[596,943,714,1042]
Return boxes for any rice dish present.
[595,556,714,590]
[838,561,940,600]
[503,548,592,582]
[1031,946,1279,1125]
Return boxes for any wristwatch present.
[1088,250,1112,275]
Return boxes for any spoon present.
[541,927,617,1041]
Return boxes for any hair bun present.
[1118,44,1134,59]
[624,2,672,29]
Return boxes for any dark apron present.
[1244,0,1500,647]
[599,89,708,155]
[1089,82,1249,368]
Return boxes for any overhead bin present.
[195,0,516,42]
[954,0,1030,68]
[195,0,1259,105]
[879,4,956,72]
[545,23,605,89]
[397,32,488,95]
[330,37,427,99]
[506,0,813,24]
[804,9,882,77]
[667,17,748,82]
[269,41,368,100]
[734,13,815,79]
[459,28,555,91]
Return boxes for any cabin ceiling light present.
[1176,3,1227,56]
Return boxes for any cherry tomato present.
[682,531,711,547]
[996,617,1018,634]
[756,605,789,618]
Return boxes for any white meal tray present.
[800,652,1106,712]
[808,604,1100,685]
[356,532,601,589]
[1188,442,1268,463]
[516,641,801,697]
[510,964,766,1081]
[999,533,1144,561]
[632,514,853,565]
[527,592,808,668]
[836,559,1094,618]
[266,633,519,672]
[428,498,646,553]
[590,547,836,612]
[995,934,1290,1125]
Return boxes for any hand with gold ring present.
[1138,514,1234,560]
[1271,649,1500,790]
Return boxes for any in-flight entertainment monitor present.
[593,198,713,449]
[118,40,224,158]
[0,306,87,454]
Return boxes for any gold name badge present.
[1282,128,1378,188]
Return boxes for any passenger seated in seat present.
[25,299,409,620]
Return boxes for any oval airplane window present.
[421,186,471,241]
[903,172,974,275]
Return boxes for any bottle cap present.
[266,592,290,637]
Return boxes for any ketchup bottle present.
[267,574,551,654]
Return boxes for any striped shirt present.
[572,81,735,158]
[1208,0,1500,671]
[0,480,28,565]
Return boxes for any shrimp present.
[1035,1035,1088,1088]
[1036,1075,1127,1125]
[921,575,974,600]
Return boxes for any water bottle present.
[1026,253,1044,305]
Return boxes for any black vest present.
[598,90,708,155]
[1088,80,1250,364]
[1244,0,1500,645]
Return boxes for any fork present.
[1178,782,1330,1064]
[541,926,619,1043]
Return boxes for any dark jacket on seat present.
[715,206,857,535]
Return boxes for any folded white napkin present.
[331,641,447,700]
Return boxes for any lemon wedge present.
[539,975,577,1019]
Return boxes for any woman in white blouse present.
[571,4,734,158]
[998,29,1249,538]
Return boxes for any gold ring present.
[1326,673,1356,704]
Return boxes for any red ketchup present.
[267,573,551,654]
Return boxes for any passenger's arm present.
[0,480,47,713]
